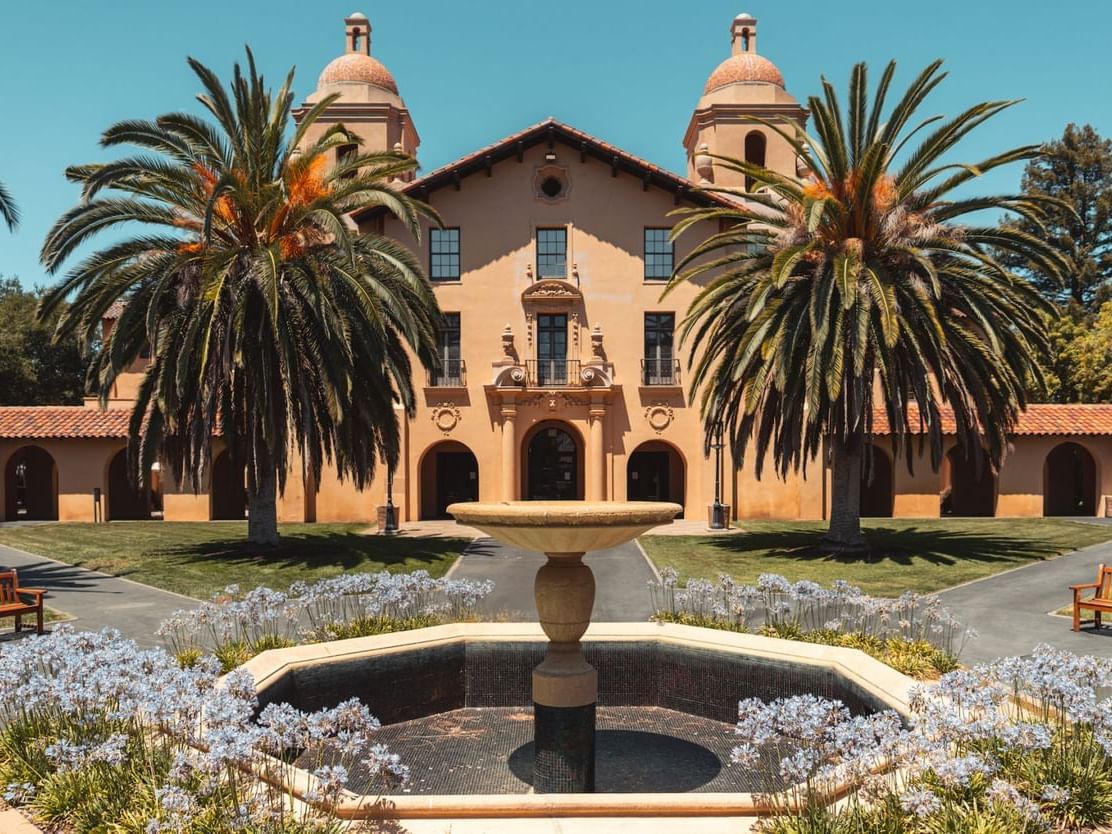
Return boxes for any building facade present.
[3,13,1112,524]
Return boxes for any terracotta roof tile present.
[872,403,1112,436]
[705,53,786,92]
[0,407,131,439]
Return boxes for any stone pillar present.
[588,405,606,501]
[501,405,517,500]
[533,550,597,792]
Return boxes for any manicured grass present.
[0,523,470,599]
[641,519,1112,598]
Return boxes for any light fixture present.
[545,150,557,162]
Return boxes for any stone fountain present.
[446,500,681,793]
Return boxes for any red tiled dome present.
[318,53,398,94]
[704,52,785,93]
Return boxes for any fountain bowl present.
[446,501,683,552]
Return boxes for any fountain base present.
[533,702,596,792]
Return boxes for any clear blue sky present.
[2,0,1109,288]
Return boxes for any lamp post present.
[710,423,727,530]
[384,466,398,535]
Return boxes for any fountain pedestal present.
[446,501,680,793]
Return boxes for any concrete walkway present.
[0,543,196,647]
[937,538,1112,665]
[449,538,658,622]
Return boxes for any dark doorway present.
[860,446,894,518]
[536,314,568,386]
[526,425,581,500]
[1044,442,1097,516]
[107,449,154,521]
[3,446,58,521]
[627,441,685,513]
[419,442,478,519]
[941,447,996,517]
[211,450,247,520]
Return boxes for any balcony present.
[526,359,582,388]
[428,359,467,388]
[641,358,680,386]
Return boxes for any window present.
[644,228,674,280]
[536,228,567,278]
[432,313,463,386]
[337,143,357,180]
[430,228,460,281]
[743,132,766,192]
[643,312,676,385]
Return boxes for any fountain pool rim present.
[236,621,917,821]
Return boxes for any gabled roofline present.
[355,117,738,221]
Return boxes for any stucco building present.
[3,13,1112,524]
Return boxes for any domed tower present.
[683,13,807,189]
[293,13,419,176]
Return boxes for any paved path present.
[0,543,196,647]
[450,538,658,622]
[937,538,1112,665]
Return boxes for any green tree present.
[0,178,17,230]
[669,61,1067,551]
[1042,301,1112,403]
[1002,124,1112,309]
[40,50,440,546]
[0,278,85,405]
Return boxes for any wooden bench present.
[1071,564,1112,632]
[0,570,46,635]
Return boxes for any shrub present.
[738,644,1112,834]
[0,627,407,834]
[650,570,969,679]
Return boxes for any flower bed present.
[650,570,972,679]
[736,645,1112,833]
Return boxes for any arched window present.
[744,131,766,191]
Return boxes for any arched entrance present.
[860,445,894,518]
[419,441,479,519]
[627,441,685,514]
[941,447,996,517]
[211,450,248,520]
[107,449,156,521]
[1044,442,1097,516]
[523,423,583,501]
[3,446,58,521]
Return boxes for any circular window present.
[540,177,563,199]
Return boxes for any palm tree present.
[0,179,18,230]
[668,61,1068,551]
[40,50,440,545]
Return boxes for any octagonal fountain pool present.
[242,622,915,820]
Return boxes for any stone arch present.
[211,450,248,521]
[941,446,997,517]
[860,444,894,518]
[522,421,584,501]
[627,439,686,514]
[1044,442,1098,517]
[3,446,58,521]
[106,448,157,521]
[418,440,479,520]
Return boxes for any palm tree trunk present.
[247,452,279,547]
[824,435,867,552]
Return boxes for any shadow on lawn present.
[152,530,471,573]
[702,524,1064,568]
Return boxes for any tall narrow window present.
[337,143,358,179]
[644,228,674,280]
[433,313,462,386]
[643,312,675,385]
[430,228,461,281]
[744,132,767,192]
[535,313,568,385]
[536,228,567,278]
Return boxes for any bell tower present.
[293,13,419,177]
[684,13,807,189]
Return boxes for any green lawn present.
[641,519,1112,598]
[0,523,470,600]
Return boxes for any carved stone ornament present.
[431,403,461,435]
[533,163,570,202]
[591,325,605,358]
[501,325,515,358]
[521,279,584,305]
[644,403,674,434]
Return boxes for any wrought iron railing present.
[641,357,680,386]
[428,359,466,388]
[526,359,581,387]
